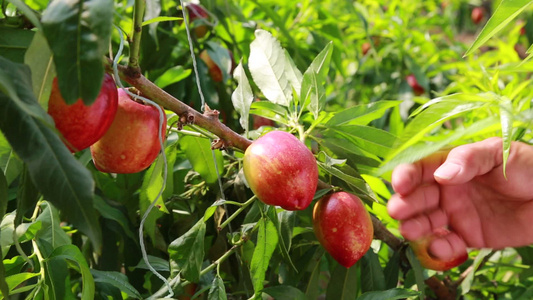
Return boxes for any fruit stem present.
[218,196,257,231]
[129,0,145,71]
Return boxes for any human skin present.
[387,137,533,260]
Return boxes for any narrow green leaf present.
[264,285,307,300]
[325,101,401,127]
[327,125,396,157]
[179,135,224,184]
[207,276,227,300]
[168,220,206,282]
[4,272,40,295]
[93,196,136,241]
[379,116,499,174]
[499,98,513,178]
[465,0,532,56]
[24,31,55,108]
[0,171,8,297]
[461,249,492,294]
[302,42,333,118]
[266,207,296,271]
[387,97,488,162]
[249,101,289,125]
[15,166,40,227]
[406,248,425,300]
[43,257,71,300]
[0,56,52,122]
[134,254,170,272]
[142,16,182,26]
[383,251,401,290]
[0,57,102,252]
[325,263,359,300]
[35,202,71,249]
[250,217,278,296]
[231,61,254,135]
[91,270,142,299]
[249,29,292,106]
[41,0,114,104]
[0,27,35,63]
[361,250,386,293]
[45,245,95,300]
[358,288,420,300]
[153,66,191,89]
[304,247,325,299]
[283,49,303,97]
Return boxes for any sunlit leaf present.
[465,0,532,56]
[24,31,55,108]
[499,98,513,178]
[249,29,292,106]
[232,61,254,135]
[302,42,333,118]
[179,135,224,184]
[154,66,191,89]
[208,276,227,300]
[250,217,278,296]
[326,101,401,127]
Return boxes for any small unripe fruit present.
[90,88,166,174]
[471,7,484,25]
[406,74,425,96]
[47,73,118,152]
[243,131,318,211]
[410,228,468,271]
[313,192,374,268]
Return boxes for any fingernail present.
[434,163,461,180]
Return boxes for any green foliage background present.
[2,0,533,299]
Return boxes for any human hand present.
[387,137,533,261]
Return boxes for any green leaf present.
[15,166,40,227]
[168,220,206,282]
[154,66,191,89]
[266,207,296,271]
[91,270,142,299]
[406,248,425,300]
[499,98,513,178]
[387,95,489,162]
[41,0,114,104]
[249,29,293,106]
[461,249,492,294]
[43,257,72,300]
[4,272,40,296]
[35,202,71,249]
[0,56,52,122]
[249,101,289,125]
[325,101,401,127]
[142,16,182,26]
[45,245,95,300]
[231,61,254,135]
[302,42,333,118]
[0,57,102,252]
[205,41,233,83]
[361,250,386,293]
[264,285,307,300]
[383,251,401,290]
[250,217,278,296]
[133,254,170,272]
[325,263,359,300]
[327,125,396,158]
[358,288,420,300]
[179,135,224,184]
[0,27,35,63]
[93,196,136,241]
[24,31,55,108]
[283,49,303,97]
[0,172,8,298]
[207,276,227,300]
[465,0,532,56]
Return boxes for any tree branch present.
[129,0,145,73]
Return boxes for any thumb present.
[434,137,502,184]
